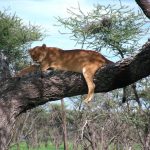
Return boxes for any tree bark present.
[61,99,68,150]
[0,41,150,149]
[0,100,17,150]
[0,52,11,80]
[135,0,150,19]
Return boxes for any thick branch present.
[135,0,150,19]
[0,41,150,115]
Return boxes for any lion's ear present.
[42,44,46,48]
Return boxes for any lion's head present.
[29,44,47,63]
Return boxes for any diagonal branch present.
[0,41,150,115]
[135,0,150,19]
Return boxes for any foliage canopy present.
[0,10,43,66]
[56,4,149,58]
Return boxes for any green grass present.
[10,142,73,150]
[10,142,142,150]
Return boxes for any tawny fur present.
[15,65,40,77]
[16,44,113,103]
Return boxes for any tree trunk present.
[0,52,14,149]
[89,125,97,150]
[0,101,18,150]
[16,143,20,150]
[0,41,150,149]
[61,99,68,150]
[101,127,104,150]
[0,52,11,80]
[143,133,150,150]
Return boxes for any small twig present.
[80,119,89,140]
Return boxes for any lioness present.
[16,44,113,103]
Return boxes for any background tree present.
[55,3,150,149]
[0,10,43,150]
[56,4,149,107]
[56,4,148,51]
[61,99,69,150]
[0,10,43,80]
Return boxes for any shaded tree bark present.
[0,41,150,149]
[135,0,150,19]
[0,52,11,80]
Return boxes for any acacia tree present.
[0,40,149,150]
[56,4,148,50]
[0,2,150,150]
[56,0,150,141]
[56,4,150,149]
[0,10,42,150]
[48,104,64,149]
[56,4,149,106]
[0,10,43,80]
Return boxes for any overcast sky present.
[0,0,141,49]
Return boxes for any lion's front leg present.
[40,63,50,78]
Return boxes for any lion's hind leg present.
[15,64,39,77]
[82,65,99,103]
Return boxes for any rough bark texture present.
[0,41,150,149]
[0,52,11,80]
[135,0,150,19]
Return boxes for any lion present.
[16,44,113,103]
[15,64,40,77]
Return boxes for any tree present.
[56,4,150,107]
[0,10,42,150]
[0,10,42,80]
[0,40,150,149]
[56,4,148,51]
[48,103,64,149]
[10,108,44,149]
[61,99,69,150]
[0,3,150,150]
